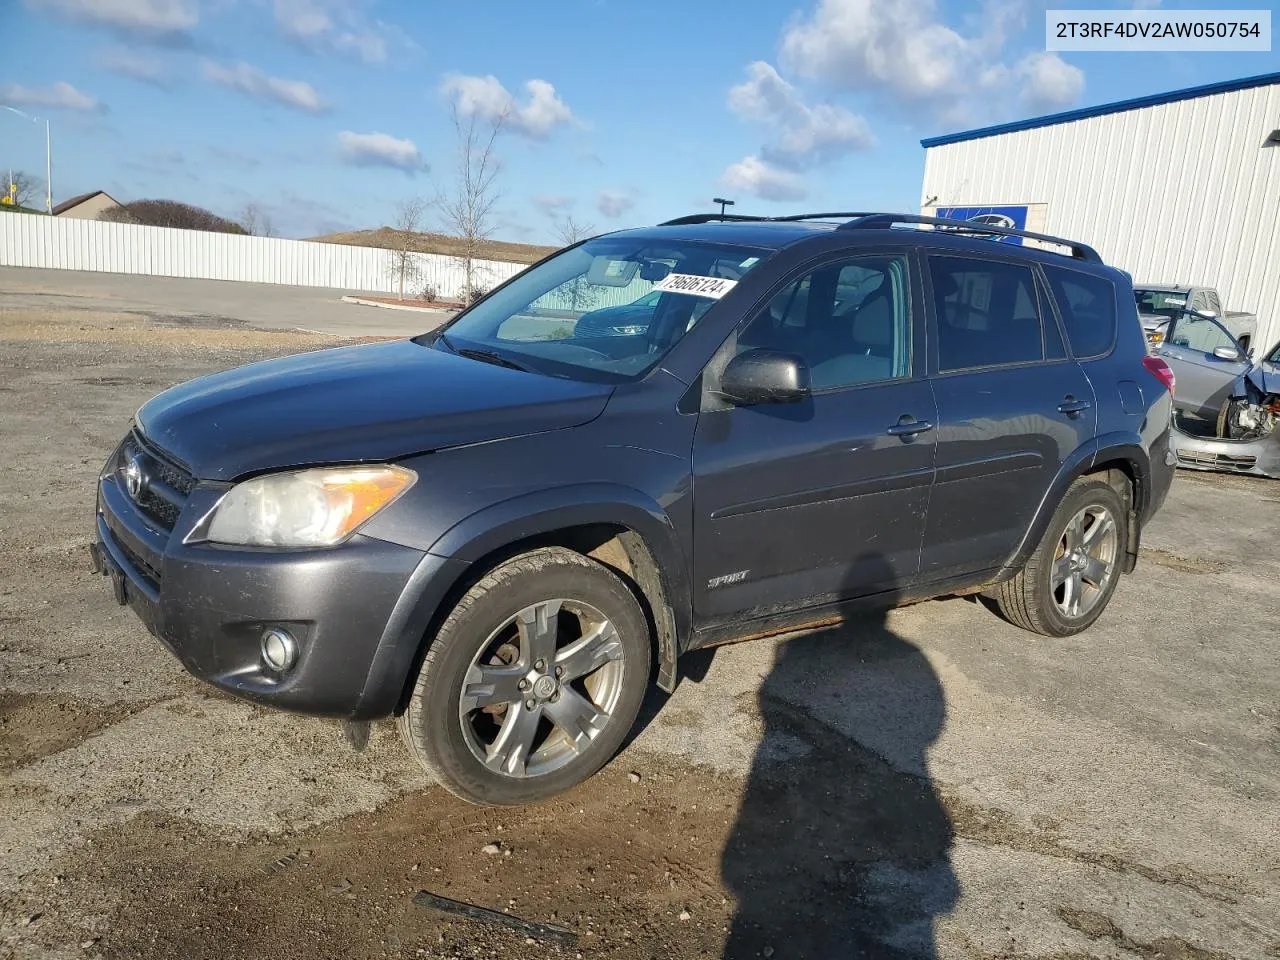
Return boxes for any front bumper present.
[92,451,465,719]
[1169,423,1280,479]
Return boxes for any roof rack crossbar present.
[841,213,1102,263]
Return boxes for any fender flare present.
[359,484,691,717]
[433,484,691,692]
[998,433,1152,579]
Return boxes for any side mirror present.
[1212,345,1244,361]
[719,348,810,405]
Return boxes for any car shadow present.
[719,554,957,959]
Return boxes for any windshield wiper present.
[455,346,533,373]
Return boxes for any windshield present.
[423,236,769,382]
[1134,289,1189,322]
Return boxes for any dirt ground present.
[1,275,1278,960]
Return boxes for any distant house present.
[53,190,121,220]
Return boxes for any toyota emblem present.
[123,454,145,500]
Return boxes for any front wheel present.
[982,477,1127,637]
[398,547,652,805]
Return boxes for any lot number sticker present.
[653,273,738,299]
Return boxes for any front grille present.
[118,432,196,531]
[1177,451,1258,470]
[114,533,162,592]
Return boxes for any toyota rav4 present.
[91,212,1176,805]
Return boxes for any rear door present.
[919,252,1096,580]
[691,249,936,624]
[1158,312,1250,421]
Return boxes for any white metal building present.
[920,71,1280,353]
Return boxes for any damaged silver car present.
[1153,310,1280,478]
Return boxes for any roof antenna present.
[712,197,735,216]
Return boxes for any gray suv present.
[91,213,1176,804]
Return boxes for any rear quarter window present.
[1044,266,1117,359]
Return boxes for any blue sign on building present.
[936,205,1030,244]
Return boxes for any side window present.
[1044,266,1117,359]
[736,255,910,390]
[1167,314,1236,355]
[1206,290,1222,317]
[929,256,1044,371]
[1189,291,1208,313]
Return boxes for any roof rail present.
[841,213,1102,263]
[659,211,877,226]
[766,211,879,222]
[659,213,769,226]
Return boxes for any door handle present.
[887,416,934,439]
[1058,396,1092,418]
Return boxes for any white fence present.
[0,214,528,299]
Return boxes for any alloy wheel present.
[1051,504,1118,620]
[458,599,626,779]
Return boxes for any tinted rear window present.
[928,256,1044,371]
[1045,266,1116,358]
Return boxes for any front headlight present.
[205,465,416,547]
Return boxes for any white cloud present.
[202,61,330,114]
[272,0,389,64]
[441,74,576,140]
[24,0,196,42]
[596,190,635,219]
[100,48,169,86]
[778,0,1084,124]
[0,81,102,112]
[729,61,873,168]
[720,156,807,202]
[1015,51,1084,111]
[336,130,422,173]
[533,194,573,215]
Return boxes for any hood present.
[1244,355,1279,399]
[590,303,648,322]
[137,340,613,481]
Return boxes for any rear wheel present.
[982,477,1126,637]
[398,547,651,805]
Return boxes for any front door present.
[691,251,936,625]
[920,252,1098,579]
[1158,312,1250,422]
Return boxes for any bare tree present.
[387,196,427,300]
[550,214,597,313]
[437,106,505,305]
[2,170,43,209]
[239,202,276,237]
[552,214,596,249]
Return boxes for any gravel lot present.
[1,272,1278,960]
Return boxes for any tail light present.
[1142,355,1175,395]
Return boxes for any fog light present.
[260,628,298,673]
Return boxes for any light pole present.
[0,105,53,214]
[712,197,735,217]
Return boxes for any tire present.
[397,547,652,805]
[981,476,1127,637]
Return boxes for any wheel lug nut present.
[534,659,546,672]
[554,666,564,678]
[518,679,530,691]
[524,699,536,711]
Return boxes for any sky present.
[3,0,1277,242]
